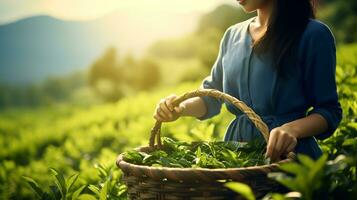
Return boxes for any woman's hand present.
[265,125,298,162]
[153,94,186,122]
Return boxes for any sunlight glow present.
[0,0,236,24]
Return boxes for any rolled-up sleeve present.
[303,22,342,140]
[196,27,231,121]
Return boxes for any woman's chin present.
[240,6,256,13]
[237,2,257,13]
[238,0,265,12]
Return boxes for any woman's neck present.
[256,1,273,27]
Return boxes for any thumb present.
[174,103,185,114]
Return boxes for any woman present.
[153,0,342,161]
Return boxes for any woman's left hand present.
[265,125,298,162]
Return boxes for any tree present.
[89,47,123,102]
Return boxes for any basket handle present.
[149,89,270,148]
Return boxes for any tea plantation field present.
[0,44,356,199]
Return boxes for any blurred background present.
[0,0,355,107]
[0,0,356,199]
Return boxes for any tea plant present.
[267,154,357,200]
[23,168,86,200]
[23,165,127,200]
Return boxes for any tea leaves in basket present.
[123,137,269,168]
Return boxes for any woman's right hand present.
[153,94,185,122]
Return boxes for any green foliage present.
[0,81,230,199]
[22,168,85,200]
[23,165,127,200]
[319,44,357,157]
[268,154,356,200]
[318,0,357,43]
[123,137,268,168]
[0,71,91,108]
[87,164,127,200]
[225,182,255,200]
[89,47,123,102]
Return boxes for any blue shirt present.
[197,16,342,160]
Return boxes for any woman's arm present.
[282,113,329,138]
[180,97,207,119]
[266,113,328,161]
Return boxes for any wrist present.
[281,124,300,139]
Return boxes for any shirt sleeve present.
[196,27,232,121]
[303,22,343,140]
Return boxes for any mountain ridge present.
[0,11,201,85]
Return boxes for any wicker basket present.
[117,89,295,199]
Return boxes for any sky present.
[0,0,236,24]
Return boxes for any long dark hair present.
[253,0,316,76]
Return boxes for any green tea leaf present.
[78,194,98,200]
[88,185,100,196]
[225,182,255,200]
[278,162,307,175]
[50,168,67,199]
[72,185,86,200]
[99,180,109,200]
[22,176,44,198]
[66,173,79,193]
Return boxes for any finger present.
[279,141,291,160]
[285,137,297,153]
[280,133,295,153]
[166,95,177,111]
[165,98,176,114]
[266,129,279,159]
[159,101,172,119]
[157,108,169,121]
[156,106,168,120]
[153,113,164,122]
[278,132,297,156]
[266,129,277,157]
[167,94,177,100]
[274,133,288,160]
